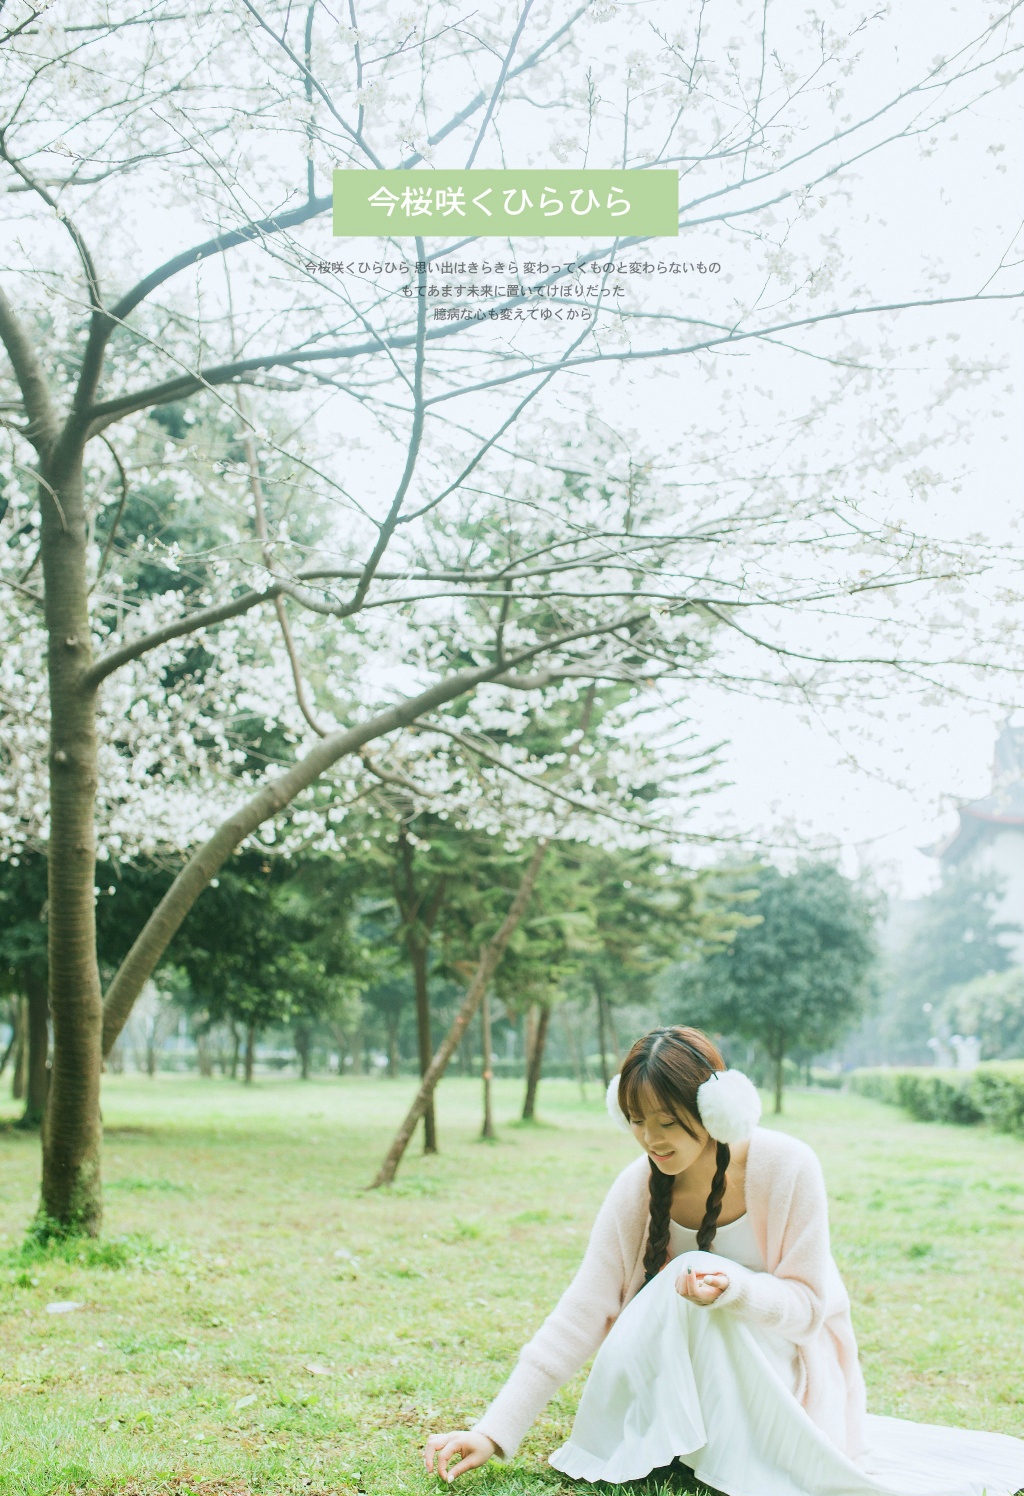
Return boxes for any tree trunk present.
[594,977,611,1089]
[0,999,18,1079]
[40,446,105,1237]
[12,996,28,1100]
[19,971,50,1129]
[480,983,495,1140]
[608,1002,622,1066]
[521,1001,551,1120]
[408,938,438,1154]
[229,1020,241,1080]
[370,839,549,1188]
[195,1031,213,1077]
[559,1003,588,1102]
[145,1027,157,1078]
[244,1022,256,1084]
[294,1024,311,1080]
[524,1004,538,1076]
[773,1049,785,1115]
[385,1011,399,1078]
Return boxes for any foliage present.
[881,864,1019,1057]
[939,967,1024,1062]
[167,854,371,1048]
[0,852,48,987]
[682,862,880,1105]
[848,1068,986,1126]
[569,842,745,992]
[849,1062,1024,1137]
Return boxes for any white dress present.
[548,1214,1024,1496]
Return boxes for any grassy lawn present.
[1,1075,1022,1496]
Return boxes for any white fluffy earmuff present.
[606,1066,761,1145]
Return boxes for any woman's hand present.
[423,1430,498,1483]
[674,1264,729,1305]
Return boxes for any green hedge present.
[849,1062,1024,1136]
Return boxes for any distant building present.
[936,722,1024,961]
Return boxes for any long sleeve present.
[470,1160,645,1461]
[708,1140,834,1344]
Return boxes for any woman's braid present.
[642,1161,675,1284]
[696,1142,731,1253]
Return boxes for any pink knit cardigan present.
[471,1125,868,1463]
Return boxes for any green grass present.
[1,1076,1023,1496]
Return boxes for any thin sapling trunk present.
[521,1000,551,1121]
[480,982,495,1140]
[369,840,548,1188]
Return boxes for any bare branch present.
[238,0,386,169]
[0,572,44,606]
[0,127,105,357]
[465,0,538,168]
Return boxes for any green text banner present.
[333,170,679,237]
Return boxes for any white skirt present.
[548,1249,1024,1496]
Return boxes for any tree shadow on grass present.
[481,1456,724,1496]
[567,1457,723,1496]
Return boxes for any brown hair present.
[616,1025,729,1285]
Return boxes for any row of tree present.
[3,832,882,1148]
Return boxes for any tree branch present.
[238,0,386,169]
[99,656,533,1056]
[97,604,652,1055]
[0,285,59,453]
[85,286,1019,436]
[81,586,283,689]
[83,0,589,400]
[465,0,537,168]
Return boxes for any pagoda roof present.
[937,779,1024,862]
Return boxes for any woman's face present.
[626,1083,710,1175]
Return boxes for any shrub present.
[968,1062,1024,1137]
[849,1062,1024,1136]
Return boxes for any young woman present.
[424,1025,1024,1495]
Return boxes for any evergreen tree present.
[884,863,1018,1060]
[684,862,880,1112]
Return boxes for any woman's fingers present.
[424,1432,455,1474]
[674,1266,728,1302]
[424,1431,495,1482]
[445,1449,481,1482]
[438,1437,460,1479]
[437,1435,469,1481]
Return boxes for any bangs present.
[620,1071,698,1137]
